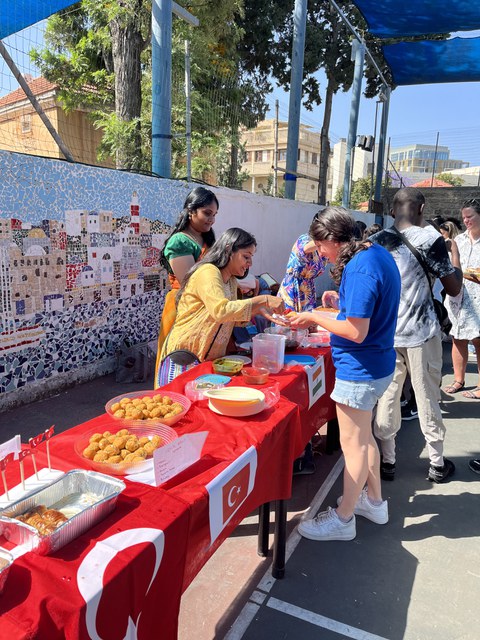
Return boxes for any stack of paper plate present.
[204,387,265,417]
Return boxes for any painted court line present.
[225,455,345,639]
[267,597,390,640]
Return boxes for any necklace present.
[182,229,203,246]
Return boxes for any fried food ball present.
[116,429,130,436]
[102,431,112,438]
[151,435,162,447]
[83,446,98,460]
[110,402,121,413]
[125,438,139,452]
[98,438,110,450]
[143,441,157,455]
[93,451,110,462]
[89,433,103,443]
[120,448,129,459]
[113,436,128,449]
[104,444,120,457]
[106,455,123,464]
[114,409,126,418]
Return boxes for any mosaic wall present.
[0,151,194,396]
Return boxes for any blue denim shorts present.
[331,374,393,411]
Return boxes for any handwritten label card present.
[153,431,208,486]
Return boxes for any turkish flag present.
[221,463,250,525]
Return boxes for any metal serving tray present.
[0,547,14,594]
[0,469,125,555]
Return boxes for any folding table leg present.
[326,417,340,454]
[272,499,286,579]
[257,502,270,557]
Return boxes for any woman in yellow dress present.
[154,187,218,382]
[157,228,285,386]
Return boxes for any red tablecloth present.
[0,348,336,639]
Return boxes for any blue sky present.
[266,30,480,168]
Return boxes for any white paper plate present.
[237,342,252,353]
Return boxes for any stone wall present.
[383,186,480,226]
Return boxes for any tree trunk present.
[318,79,334,205]
[109,15,143,171]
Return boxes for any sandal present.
[443,381,465,394]
[462,387,480,399]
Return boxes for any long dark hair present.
[160,187,219,271]
[310,206,370,285]
[181,227,257,292]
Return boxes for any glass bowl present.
[74,423,178,476]
[105,390,191,427]
[241,366,270,385]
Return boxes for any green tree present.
[435,172,464,186]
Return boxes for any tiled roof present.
[0,77,58,108]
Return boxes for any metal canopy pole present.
[374,86,391,224]
[342,39,365,208]
[285,0,308,200]
[151,1,198,178]
[152,0,172,178]
[0,40,74,162]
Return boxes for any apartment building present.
[389,143,468,175]
[241,119,332,203]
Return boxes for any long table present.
[0,348,336,639]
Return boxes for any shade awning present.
[383,37,480,86]
[0,1,78,40]
[352,0,480,38]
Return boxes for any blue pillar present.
[374,86,391,224]
[342,40,365,208]
[284,0,307,201]
[152,0,172,178]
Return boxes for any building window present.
[278,149,287,161]
[21,114,31,134]
[255,150,263,162]
[311,152,318,165]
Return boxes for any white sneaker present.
[298,507,356,541]
[337,488,388,525]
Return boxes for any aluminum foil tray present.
[0,469,125,555]
[0,547,14,594]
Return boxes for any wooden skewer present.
[1,470,9,501]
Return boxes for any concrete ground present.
[0,343,479,639]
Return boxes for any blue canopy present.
[352,0,480,38]
[383,37,480,86]
[0,1,78,40]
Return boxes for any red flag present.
[221,463,250,525]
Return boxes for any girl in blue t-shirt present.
[290,206,401,543]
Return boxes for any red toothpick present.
[44,426,55,471]
[0,453,14,501]
[18,449,32,492]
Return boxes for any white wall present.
[211,188,321,283]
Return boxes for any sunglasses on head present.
[462,198,480,209]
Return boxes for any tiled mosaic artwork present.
[0,151,194,395]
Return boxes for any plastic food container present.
[184,379,228,402]
[241,367,270,385]
[0,470,125,555]
[307,331,331,346]
[74,424,178,476]
[264,326,307,350]
[0,548,13,595]
[314,307,339,320]
[212,358,244,375]
[252,333,286,373]
[105,390,191,427]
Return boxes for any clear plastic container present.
[252,333,286,373]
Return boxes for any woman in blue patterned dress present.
[278,233,329,311]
